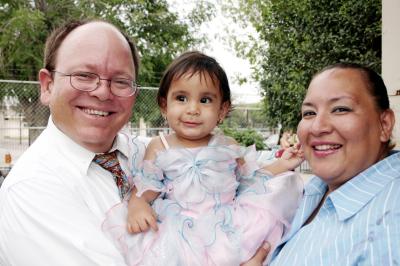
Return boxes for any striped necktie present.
[94,151,130,200]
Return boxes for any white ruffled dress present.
[103,134,303,265]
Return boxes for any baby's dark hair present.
[157,51,232,109]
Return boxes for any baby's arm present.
[127,138,163,234]
[127,188,159,233]
[262,145,304,175]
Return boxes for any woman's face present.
[297,68,393,191]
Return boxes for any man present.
[0,20,142,265]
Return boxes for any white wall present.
[382,0,400,147]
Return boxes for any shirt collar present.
[304,176,327,196]
[110,129,130,159]
[47,117,131,175]
[327,151,400,221]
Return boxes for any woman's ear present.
[39,69,53,106]
[379,109,395,142]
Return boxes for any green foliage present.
[221,127,265,150]
[223,0,381,130]
[224,103,269,128]
[0,0,215,126]
[0,0,211,82]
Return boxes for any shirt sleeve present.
[133,159,166,197]
[235,145,275,195]
[0,177,127,266]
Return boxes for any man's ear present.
[379,109,395,142]
[39,69,53,106]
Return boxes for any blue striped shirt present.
[270,151,400,266]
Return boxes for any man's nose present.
[88,79,113,100]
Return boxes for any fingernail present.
[262,241,271,250]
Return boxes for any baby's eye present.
[176,95,187,102]
[332,106,351,113]
[302,110,316,118]
[200,97,212,104]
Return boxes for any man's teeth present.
[83,109,109,116]
[314,144,341,151]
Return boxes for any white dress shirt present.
[0,118,145,266]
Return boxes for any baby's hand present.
[127,196,158,234]
[279,144,304,171]
[241,242,270,266]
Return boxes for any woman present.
[270,63,399,265]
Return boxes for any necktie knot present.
[94,151,124,177]
[94,151,130,200]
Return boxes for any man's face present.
[39,22,137,153]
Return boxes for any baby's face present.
[161,72,228,147]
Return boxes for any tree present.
[224,103,269,129]
[221,127,266,150]
[0,0,215,128]
[223,0,381,130]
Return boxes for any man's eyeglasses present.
[51,71,139,97]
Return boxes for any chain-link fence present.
[0,80,280,163]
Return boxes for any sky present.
[167,0,262,104]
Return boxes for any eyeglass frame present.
[51,70,140,97]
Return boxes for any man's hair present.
[43,19,140,79]
[157,51,231,109]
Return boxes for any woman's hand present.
[241,242,271,266]
[127,196,158,233]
